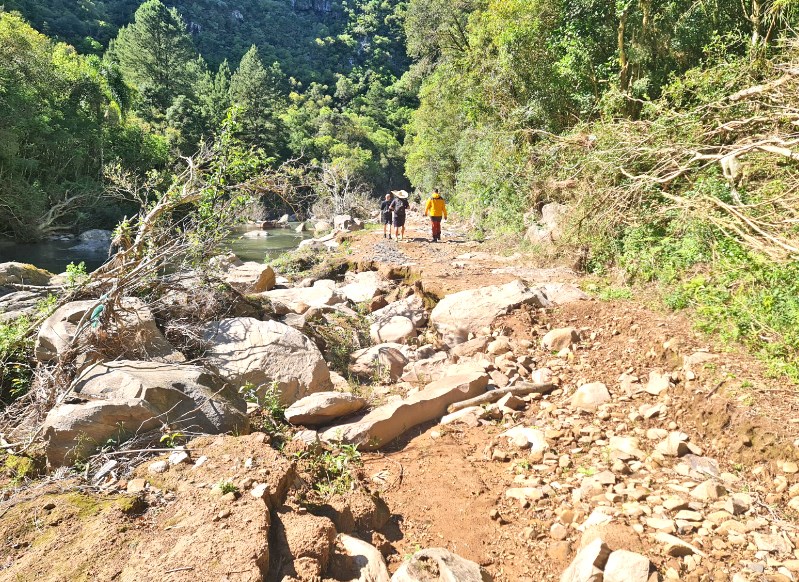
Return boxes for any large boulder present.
[430,280,549,347]
[203,317,332,404]
[350,343,410,381]
[221,261,276,294]
[34,297,183,364]
[321,372,488,450]
[285,392,367,426]
[0,262,54,286]
[262,282,344,315]
[391,548,491,582]
[43,361,248,465]
[370,294,427,328]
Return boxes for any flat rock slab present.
[262,283,344,315]
[322,372,489,450]
[285,392,367,426]
[431,280,549,346]
[369,294,428,328]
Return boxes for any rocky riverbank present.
[2,210,799,581]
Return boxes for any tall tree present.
[110,0,196,112]
[230,45,288,153]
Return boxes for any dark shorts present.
[430,216,442,223]
[393,213,406,227]
[382,212,392,225]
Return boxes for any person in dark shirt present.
[380,193,393,239]
[389,190,410,241]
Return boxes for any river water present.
[0,226,309,274]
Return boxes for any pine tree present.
[111,0,196,112]
[229,45,287,152]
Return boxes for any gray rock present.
[542,327,580,351]
[526,202,568,245]
[285,392,367,426]
[560,537,610,582]
[70,229,112,253]
[339,271,389,305]
[603,550,650,582]
[336,534,391,582]
[569,382,611,411]
[370,294,428,328]
[221,262,276,294]
[350,343,410,381]
[322,372,488,450]
[391,548,491,582]
[431,280,549,347]
[203,317,332,404]
[400,352,449,384]
[43,360,248,466]
[262,283,344,315]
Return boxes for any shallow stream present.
[0,225,308,274]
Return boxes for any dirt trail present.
[345,209,799,580]
[4,209,799,581]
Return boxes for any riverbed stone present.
[43,360,248,466]
[542,327,579,351]
[350,343,410,381]
[370,315,416,344]
[370,294,428,328]
[0,262,55,287]
[322,372,488,450]
[35,297,183,364]
[262,283,344,314]
[285,392,367,426]
[569,382,611,411]
[431,280,549,347]
[339,271,388,305]
[221,261,276,294]
[391,548,488,582]
[204,317,332,404]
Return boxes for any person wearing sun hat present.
[389,189,409,241]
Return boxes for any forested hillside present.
[0,0,411,240]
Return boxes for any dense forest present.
[3,0,799,374]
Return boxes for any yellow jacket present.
[424,193,447,218]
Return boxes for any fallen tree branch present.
[447,382,556,413]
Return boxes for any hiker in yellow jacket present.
[423,188,447,242]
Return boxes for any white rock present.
[570,382,611,411]
[370,316,416,344]
[285,392,367,426]
[603,550,651,582]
